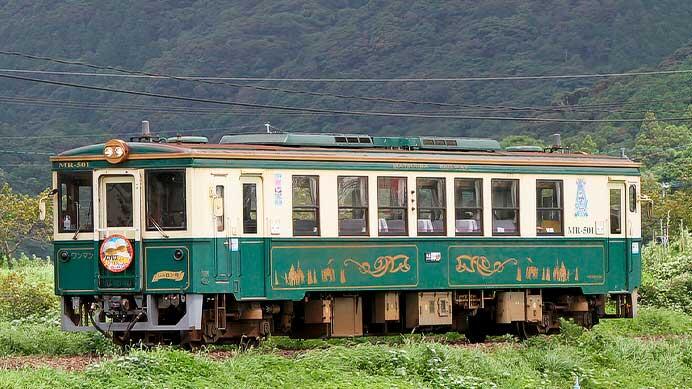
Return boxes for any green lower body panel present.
[54,237,641,300]
[264,237,641,300]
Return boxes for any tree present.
[632,113,692,184]
[0,184,52,268]
[570,134,599,153]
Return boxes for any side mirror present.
[644,202,653,218]
[639,195,654,218]
[38,189,58,221]
[213,197,224,217]
[39,200,47,221]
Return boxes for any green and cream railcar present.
[51,132,641,343]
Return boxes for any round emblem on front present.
[99,234,134,273]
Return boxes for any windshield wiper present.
[148,216,169,239]
[72,202,80,240]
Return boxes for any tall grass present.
[0,324,690,388]
[640,235,692,314]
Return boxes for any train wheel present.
[464,314,488,343]
[515,322,541,339]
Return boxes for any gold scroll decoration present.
[344,254,411,278]
[454,255,518,277]
[152,271,185,283]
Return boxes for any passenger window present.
[243,183,258,234]
[377,177,408,236]
[455,178,482,235]
[106,182,133,228]
[292,176,320,236]
[215,185,225,232]
[491,179,519,235]
[417,177,446,235]
[629,184,637,213]
[536,180,563,235]
[337,176,368,236]
[610,188,622,234]
[57,172,93,233]
[146,170,187,230]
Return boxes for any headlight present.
[103,140,129,164]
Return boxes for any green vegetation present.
[0,311,690,388]
[0,186,52,264]
[639,234,692,314]
[1,2,692,194]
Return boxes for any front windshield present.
[57,172,93,233]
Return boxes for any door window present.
[629,184,637,213]
[215,185,225,232]
[243,183,258,234]
[105,182,133,228]
[610,188,622,234]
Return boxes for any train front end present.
[52,138,201,344]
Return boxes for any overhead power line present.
[1,50,691,113]
[1,95,688,117]
[0,73,691,123]
[0,50,516,110]
[0,125,263,140]
[1,50,691,82]
[0,149,54,155]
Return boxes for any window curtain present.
[395,179,405,206]
[432,179,442,207]
[474,180,482,207]
[309,177,318,206]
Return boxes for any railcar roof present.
[51,139,639,169]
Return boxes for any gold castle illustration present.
[277,254,411,287]
[455,254,581,283]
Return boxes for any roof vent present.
[505,145,544,152]
[167,135,209,144]
[547,133,567,153]
[142,120,151,136]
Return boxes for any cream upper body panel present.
[53,163,641,240]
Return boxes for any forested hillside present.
[1,1,692,193]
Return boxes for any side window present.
[337,176,368,236]
[243,183,258,234]
[215,185,224,232]
[146,170,187,230]
[492,179,519,235]
[536,180,563,235]
[629,184,637,213]
[57,172,94,233]
[610,188,622,234]
[292,175,320,236]
[377,177,408,236]
[417,177,446,235]
[455,178,482,235]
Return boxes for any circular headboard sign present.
[99,234,134,273]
